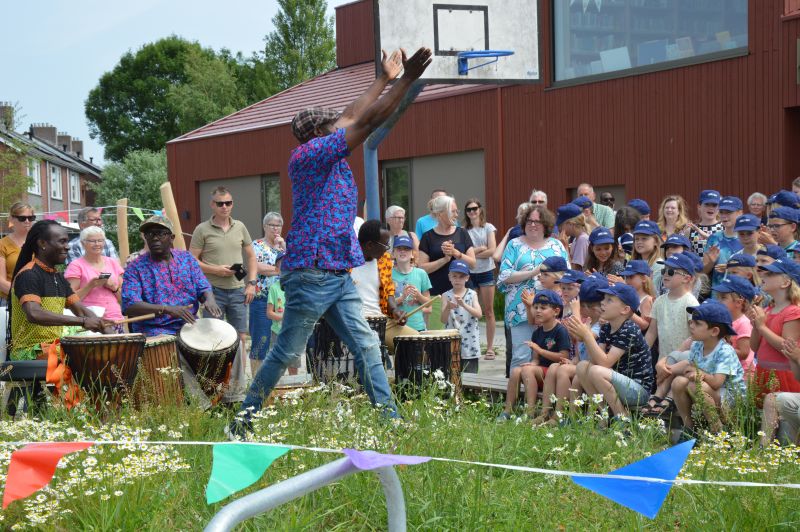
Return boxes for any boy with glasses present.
[765,206,800,258]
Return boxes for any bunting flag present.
[571,440,695,519]
[2,442,93,509]
[342,449,431,470]
[132,207,145,221]
[205,444,290,504]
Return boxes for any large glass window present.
[261,174,281,216]
[554,0,748,83]
[382,162,411,226]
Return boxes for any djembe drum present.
[177,318,239,400]
[393,330,462,398]
[309,315,387,383]
[60,333,146,395]
[133,335,184,407]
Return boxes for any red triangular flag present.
[2,442,93,508]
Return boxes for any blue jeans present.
[248,296,272,361]
[240,268,397,417]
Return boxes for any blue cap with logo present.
[449,259,470,275]
[757,245,788,260]
[541,256,569,272]
[572,196,593,210]
[633,220,661,237]
[726,253,756,268]
[619,233,634,254]
[579,275,609,302]
[734,214,761,232]
[627,199,651,216]
[557,269,588,284]
[556,203,583,226]
[589,227,615,246]
[712,274,756,302]
[769,206,800,224]
[598,283,640,312]
[393,235,413,249]
[684,251,704,273]
[719,196,743,212]
[533,289,564,308]
[664,252,696,274]
[758,257,800,284]
[686,299,737,336]
[620,259,652,277]
[768,190,800,209]
[661,234,692,249]
[699,190,722,205]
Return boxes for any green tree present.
[0,135,33,218]
[167,48,246,134]
[263,0,336,91]
[90,149,167,250]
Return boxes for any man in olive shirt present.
[190,186,258,403]
[577,183,615,229]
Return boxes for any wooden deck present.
[461,373,510,393]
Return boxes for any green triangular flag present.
[132,207,145,221]
[206,444,290,504]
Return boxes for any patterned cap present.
[139,215,173,234]
[291,107,341,143]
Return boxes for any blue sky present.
[1,0,351,165]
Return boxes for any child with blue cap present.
[704,196,745,285]
[391,235,432,335]
[689,190,723,257]
[584,227,624,277]
[620,260,655,332]
[441,259,483,373]
[713,274,756,371]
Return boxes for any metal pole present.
[204,457,408,532]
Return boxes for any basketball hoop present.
[456,50,515,75]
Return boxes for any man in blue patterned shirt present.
[230,48,433,439]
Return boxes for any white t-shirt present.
[467,223,497,273]
[443,288,481,360]
[651,291,699,359]
[350,259,382,317]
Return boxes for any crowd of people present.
[2,45,799,448]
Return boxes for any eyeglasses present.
[767,223,791,230]
[749,203,764,207]
[525,219,543,227]
[465,206,480,213]
[14,215,36,222]
[664,268,689,277]
[87,218,103,225]
[215,201,233,207]
[266,224,282,229]
[144,230,172,240]
[84,239,105,245]
[388,216,405,221]
[530,200,546,205]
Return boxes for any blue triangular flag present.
[571,440,695,519]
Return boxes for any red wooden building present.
[167,0,800,238]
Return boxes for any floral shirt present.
[688,340,747,401]
[377,251,395,316]
[283,128,364,271]
[252,238,281,297]
[497,237,568,328]
[121,250,211,337]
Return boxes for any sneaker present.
[496,411,512,422]
[225,419,254,442]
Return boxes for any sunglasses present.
[465,206,480,213]
[215,201,233,207]
[530,200,546,205]
[14,215,36,222]
[373,240,390,251]
[144,230,172,240]
[664,268,689,277]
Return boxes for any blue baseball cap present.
[598,283,640,312]
[699,190,722,205]
[757,245,788,260]
[664,253,695,274]
[579,275,609,303]
[589,227,615,246]
[661,234,692,249]
[683,251,704,273]
[572,196,593,210]
[735,214,761,232]
[758,257,800,285]
[769,206,800,224]
[533,289,564,308]
[556,203,583,226]
[393,235,413,249]
[719,196,743,212]
[619,233,634,254]
[712,274,756,302]
[557,269,588,284]
[726,253,756,268]
[620,259,652,277]
[633,220,661,237]
[686,300,737,336]
[449,259,470,275]
[769,190,800,209]
[627,199,651,216]
[541,256,569,272]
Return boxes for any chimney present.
[71,139,84,159]
[57,132,72,152]
[31,124,58,145]
[0,102,13,130]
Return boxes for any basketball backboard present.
[374,0,540,84]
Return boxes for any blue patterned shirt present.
[283,128,364,271]
[688,340,747,402]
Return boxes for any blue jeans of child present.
[239,268,397,417]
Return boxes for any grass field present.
[1,379,799,531]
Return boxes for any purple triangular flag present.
[342,449,430,470]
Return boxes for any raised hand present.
[705,245,720,265]
[401,47,433,80]
[381,49,404,80]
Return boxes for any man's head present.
[291,107,341,143]
[140,215,175,257]
[29,220,70,267]
[529,189,548,207]
[77,207,103,230]
[358,219,390,260]
[431,189,448,200]
[576,183,596,202]
[600,192,615,209]
[210,186,234,219]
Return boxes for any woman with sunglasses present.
[0,202,35,306]
[463,198,497,359]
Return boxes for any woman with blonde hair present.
[657,195,690,240]
[560,212,591,271]
[0,202,35,306]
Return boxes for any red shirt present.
[757,304,800,370]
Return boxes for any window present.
[261,174,281,216]
[553,0,748,83]
[69,171,81,203]
[27,158,41,195]
[49,164,62,199]
[382,162,411,226]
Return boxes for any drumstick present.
[114,313,157,326]
[388,295,441,329]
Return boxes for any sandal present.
[643,397,675,418]
[640,395,662,415]
[484,349,496,360]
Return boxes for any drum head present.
[146,334,177,346]
[420,329,461,338]
[179,318,238,352]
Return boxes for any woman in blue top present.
[497,204,568,371]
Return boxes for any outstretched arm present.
[337,50,403,128]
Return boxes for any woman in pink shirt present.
[65,226,124,321]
